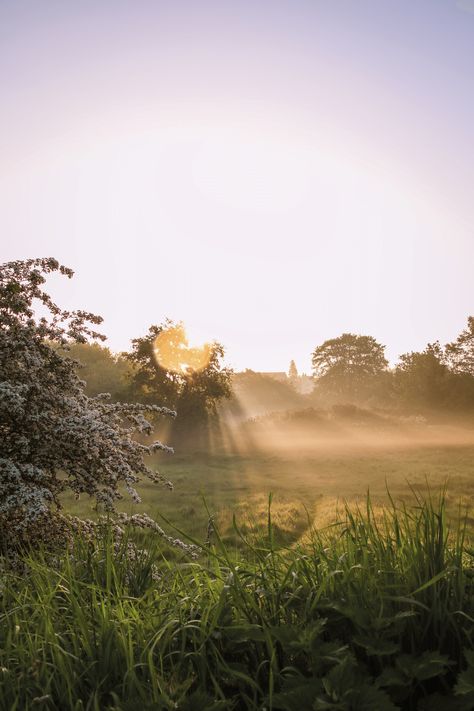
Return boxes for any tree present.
[0,258,176,551]
[394,342,450,411]
[126,321,233,437]
[288,360,298,381]
[395,340,474,413]
[445,316,474,376]
[65,342,135,401]
[222,369,304,419]
[311,333,388,403]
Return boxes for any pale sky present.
[1,0,473,373]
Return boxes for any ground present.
[63,418,474,549]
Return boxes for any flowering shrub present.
[0,258,178,552]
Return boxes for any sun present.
[153,323,211,374]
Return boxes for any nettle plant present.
[0,258,185,554]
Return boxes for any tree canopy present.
[66,342,134,401]
[126,321,233,436]
[311,333,388,402]
[394,342,450,411]
[445,316,474,376]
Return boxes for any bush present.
[0,258,176,553]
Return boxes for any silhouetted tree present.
[288,360,298,381]
[394,342,450,411]
[126,321,233,437]
[445,316,474,376]
[312,333,388,403]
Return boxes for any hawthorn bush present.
[0,258,178,553]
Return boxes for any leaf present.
[313,683,400,711]
[271,677,323,711]
[351,685,400,711]
[271,618,327,651]
[396,651,451,682]
[455,665,474,696]
[417,692,466,711]
[178,691,232,711]
[270,624,303,647]
[454,650,474,704]
[376,667,406,689]
[354,636,400,657]
[322,655,359,699]
[221,624,266,642]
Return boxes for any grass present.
[3,491,474,709]
[62,442,474,548]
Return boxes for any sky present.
[1,0,473,373]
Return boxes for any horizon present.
[2,0,474,373]
[84,317,468,377]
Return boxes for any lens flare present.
[153,323,211,374]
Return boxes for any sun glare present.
[153,323,211,374]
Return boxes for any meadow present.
[63,417,474,550]
[4,419,474,710]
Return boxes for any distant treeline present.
[67,317,474,438]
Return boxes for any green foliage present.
[395,341,474,413]
[446,317,474,376]
[394,342,451,411]
[66,342,134,401]
[2,492,474,709]
[311,333,388,404]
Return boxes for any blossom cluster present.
[0,258,179,554]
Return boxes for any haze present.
[1,0,473,372]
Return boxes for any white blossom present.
[0,258,178,554]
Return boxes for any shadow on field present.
[63,413,474,550]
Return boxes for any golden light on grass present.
[153,323,211,374]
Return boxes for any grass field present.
[63,420,474,550]
[5,476,474,710]
[6,422,474,710]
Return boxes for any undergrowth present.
[2,491,474,710]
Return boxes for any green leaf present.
[271,677,323,711]
[270,618,327,652]
[376,667,406,689]
[178,691,232,710]
[221,624,266,642]
[396,651,451,682]
[417,692,466,711]
[322,655,359,700]
[314,683,400,711]
[354,636,400,657]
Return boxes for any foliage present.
[394,342,451,411]
[65,342,134,401]
[0,258,175,551]
[395,341,474,414]
[126,320,233,433]
[312,333,388,403]
[2,492,474,709]
[288,360,298,381]
[446,317,474,376]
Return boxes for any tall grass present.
[1,492,474,710]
